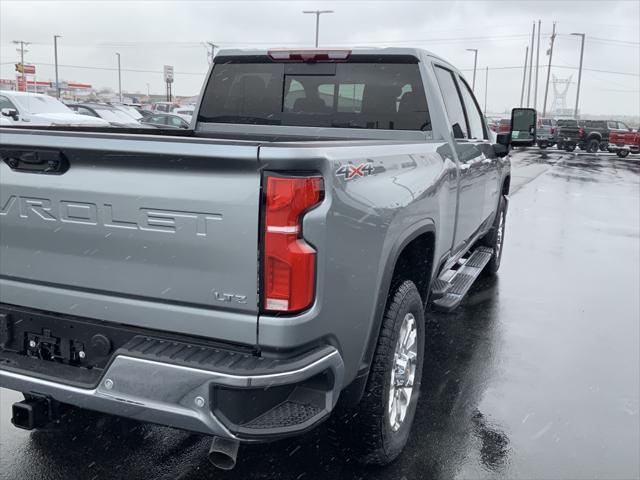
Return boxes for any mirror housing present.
[1,108,18,120]
[509,108,537,147]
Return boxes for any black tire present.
[617,149,630,158]
[538,141,548,149]
[556,139,564,150]
[565,144,576,152]
[586,138,599,153]
[349,280,425,466]
[481,194,508,275]
[599,142,608,152]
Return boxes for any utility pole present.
[520,46,529,107]
[466,48,478,91]
[146,83,150,98]
[526,22,535,107]
[54,35,61,98]
[571,33,586,119]
[542,22,556,117]
[12,40,30,92]
[533,19,541,111]
[484,66,488,115]
[302,10,334,47]
[115,52,122,102]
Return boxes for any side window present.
[434,66,468,139]
[618,122,629,130]
[607,121,617,129]
[337,84,364,113]
[76,107,97,117]
[458,77,486,140]
[0,95,17,111]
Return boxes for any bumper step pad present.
[431,247,493,312]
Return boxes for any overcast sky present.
[1,0,638,116]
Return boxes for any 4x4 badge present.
[336,162,374,180]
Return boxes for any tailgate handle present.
[1,149,69,174]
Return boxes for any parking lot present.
[0,149,638,480]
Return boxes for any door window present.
[434,66,468,139]
[458,77,486,140]
[0,95,17,111]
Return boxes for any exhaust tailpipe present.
[208,436,240,470]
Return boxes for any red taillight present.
[579,128,585,137]
[268,49,351,62]
[263,175,323,313]
[551,127,556,134]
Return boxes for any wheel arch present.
[340,221,436,408]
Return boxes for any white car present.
[0,90,109,127]
[173,106,194,122]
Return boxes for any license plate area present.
[0,306,139,371]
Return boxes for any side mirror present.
[1,108,18,120]
[510,108,537,147]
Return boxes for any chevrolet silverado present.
[0,48,535,469]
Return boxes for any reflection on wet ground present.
[1,151,639,480]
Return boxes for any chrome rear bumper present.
[0,346,344,440]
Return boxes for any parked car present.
[497,118,511,133]
[140,112,190,129]
[110,103,144,121]
[0,91,109,127]
[0,47,535,470]
[607,130,640,157]
[173,106,195,122]
[577,120,631,153]
[151,101,180,113]
[68,103,146,128]
[556,118,580,151]
[536,117,556,148]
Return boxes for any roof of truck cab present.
[215,47,451,66]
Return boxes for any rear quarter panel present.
[258,140,457,383]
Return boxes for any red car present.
[607,130,640,157]
[497,118,511,134]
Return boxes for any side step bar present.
[431,247,493,312]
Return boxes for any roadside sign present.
[15,63,36,75]
[164,65,174,83]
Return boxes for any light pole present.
[542,22,556,117]
[466,48,478,91]
[571,33,585,119]
[302,10,334,47]
[484,66,488,115]
[520,46,529,107]
[12,40,30,92]
[115,52,122,102]
[54,35,61,98]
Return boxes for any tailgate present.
[0,130,261,342]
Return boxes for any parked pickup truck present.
[607,130,640,157]
[0,48,535,470]
[536,117,556,149]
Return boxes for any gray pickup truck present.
[0,48,535,470]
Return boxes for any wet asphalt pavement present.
[1,150,639,480]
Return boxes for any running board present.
[431,247,493,312]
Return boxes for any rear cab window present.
[198,55,431,131]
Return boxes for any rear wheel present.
[586,138,600,153]
[565,143,576,152]
[349,280,425,466]
[617,149,630,158]
[538,141,548,149]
